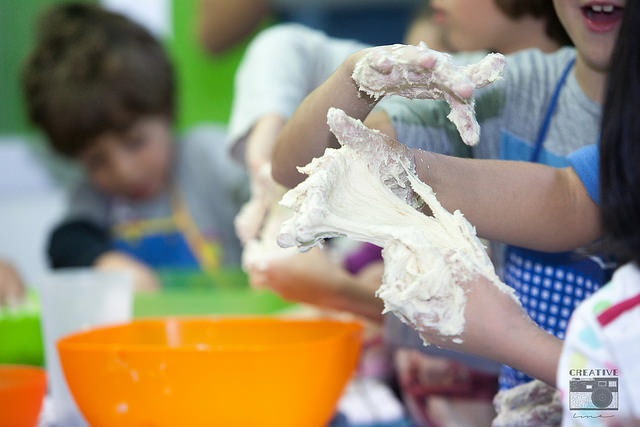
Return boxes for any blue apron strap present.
[530,58,576,163]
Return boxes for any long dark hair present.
[600,1,640,266]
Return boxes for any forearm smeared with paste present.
[352,43,505,146]
[278,108,517,341]
[235,163,298,277]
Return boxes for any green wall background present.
[0,0,258,137]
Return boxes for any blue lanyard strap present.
[530,57,576,163]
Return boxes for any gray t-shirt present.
[377,47,601,160]
[66,125,249,267]
[228,23,369,162]
[377,47,601,277]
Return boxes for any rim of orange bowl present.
[0,365,46,390]
[56,316,364,353]
[0,364,46,372]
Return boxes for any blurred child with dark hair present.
[22,2,248,291]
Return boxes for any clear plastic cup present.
[40,269,133,426]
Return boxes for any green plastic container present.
[139,267,294,316]
[0,292,44,366]
[133,288,294,317]
[158,268,250,291]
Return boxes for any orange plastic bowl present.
[57,317,363,427]
[0,365,47,427]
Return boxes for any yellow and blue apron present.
[498,58,614,389]
[111,187,222,273]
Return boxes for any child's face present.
[553,0,625,71]
[78,116,173,201]
[429,0,517,52]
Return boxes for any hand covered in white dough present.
[492,380,562,427]
[352,43,505,146]
[279,108,517,339]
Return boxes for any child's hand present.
[410,272,526,352]
[400,270,561,385]
[248,248,384,322]
[0,260,25,306]
[235,114,287,244]
[95,251,160,292]
[351,44,504,146]
[235,163,282,243]
[352,44,456,99]
[492,380,561,427]
[250,248,345,305]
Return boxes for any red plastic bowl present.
[0,365,46,427]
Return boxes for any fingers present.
[247,265,269,289]
[461,52,505,89]
[444,92,480,146]
[451,81,474,100]
[369,55,394,75]
[0,284,25,307]
[235,199,268,243]
[416,52,437,70]
[0,263,25,307]
[367,45,437,74]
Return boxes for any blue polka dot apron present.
[497,58,615,389]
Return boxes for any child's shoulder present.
[175,124,248,189]
[176,124,230,168]
[499,46,576,94]
[604,263,640,303]
[580,263,640,328]
[505,46,576,70]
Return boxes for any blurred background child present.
[21,3,249,291]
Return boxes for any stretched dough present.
[278,108,516,340]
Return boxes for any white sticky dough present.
[352,42,505,146]
[278,108,516,340]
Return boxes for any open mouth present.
[581,3,624,32]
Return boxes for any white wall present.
[0,138,69,288]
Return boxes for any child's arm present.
[250,248,384,323]
[244,114,286,176]
[275,80,599,252]
[198,0,269,55]
[49,219,160,292]
[229,24,368,168]
[418,272,563,386]
[271,44,501,187]
[271,51,376,188]
[412,150,601,252]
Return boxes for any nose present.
[110,148,142,188]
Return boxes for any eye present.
[84,151,108,172]
[124,131,148,151]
